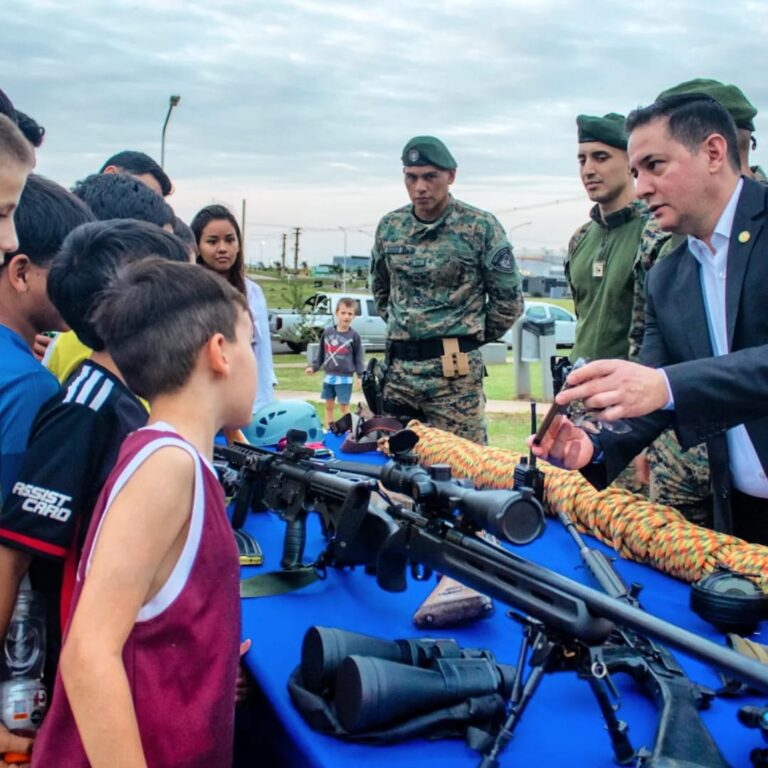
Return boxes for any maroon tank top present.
[33,426,240,767]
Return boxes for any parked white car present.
[501,301,576,348]
[269,292,386,352]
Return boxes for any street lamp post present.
[160,94,181,169]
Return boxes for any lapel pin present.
[738,230,751,244]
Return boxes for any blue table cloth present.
[239,435,765,767]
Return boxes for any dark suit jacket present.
[585,177,768,533]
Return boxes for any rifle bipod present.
[478,612,634,768]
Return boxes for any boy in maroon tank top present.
[32,259,257,768]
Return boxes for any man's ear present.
[102,165,120,176]
[4,253,32,293]
[447,169,457,185]
[205,332,230,376]
[703,133,729,173]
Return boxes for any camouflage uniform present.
[630,166,768,521]
[370,196,523,444]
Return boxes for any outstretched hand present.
[556,359,668,420]
[527,413,595,470]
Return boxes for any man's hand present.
[304,366,314,376]
[0,721,33,765]
[527,414,595,470]
[556,359,669,420]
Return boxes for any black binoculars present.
[301,626,515,733]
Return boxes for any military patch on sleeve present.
[490,246,516,273]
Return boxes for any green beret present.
[657,78,757,130]
[576,113,627,150]
[401,136,457,170]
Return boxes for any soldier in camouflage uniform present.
[370,136,523,444]
[628,79,765,525]
[566,113,654,363]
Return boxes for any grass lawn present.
[274,356,548,402]
[486,413,531,453]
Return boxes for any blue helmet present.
[247,400,322,447]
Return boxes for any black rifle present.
[516,403,728,767]
[214,430,392,570]
[556,506,727,767]
[216,430,768,766]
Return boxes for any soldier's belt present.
[388,335,482,362]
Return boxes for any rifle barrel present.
[385,523,768,694]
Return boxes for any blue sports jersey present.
[0,325,59,499]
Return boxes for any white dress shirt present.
[685,178,768,497]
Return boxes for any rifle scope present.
[379,460,545,546]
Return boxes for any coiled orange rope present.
[407,422,768,591]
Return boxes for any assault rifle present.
[215,430,768,766]
[213,431,392,571]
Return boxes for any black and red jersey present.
[0,360,146,682]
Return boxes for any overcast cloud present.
[4,0,767,263]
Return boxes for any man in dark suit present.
[532,93,768,544]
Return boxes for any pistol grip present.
[281,517,307,570]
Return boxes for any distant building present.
[333,255,371,273]
[311,264,336,277]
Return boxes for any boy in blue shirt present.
[0,124,94,760]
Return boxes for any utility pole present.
[281,233,287,274]
[293,227,301,274]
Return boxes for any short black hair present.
[15,111,45,148]
[626,93,741,172]
[99,150,172,197]
[91,257,248,399]
[0,88,15,122]
[48,219,189,351]
[0,114,33,167]
[171,215,196,254]
[72,172,174,228]
[5,174,95,267]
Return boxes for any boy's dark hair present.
[4,175,95,267]
[15,111,45,148]
[72,172,174,228]
[0,88,15,121]
[99,150,172,197]
[626,93,740,172]
[92,258,248,399]
[0,114,34,167]
[171,215,196,255]
[190,204,246,295]
[48,219,189,351]
[337,297,358,312]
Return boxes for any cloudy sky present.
[4,0,767,264]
